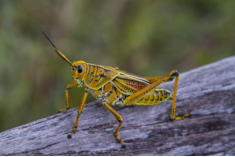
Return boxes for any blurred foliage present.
[0,0,235,131]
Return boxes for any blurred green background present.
[0,0,235,132]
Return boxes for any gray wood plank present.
[0,56,235,155]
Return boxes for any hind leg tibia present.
[169,71,190,120]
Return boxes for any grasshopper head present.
[71,61,87,85]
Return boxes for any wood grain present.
[0,56,235,155]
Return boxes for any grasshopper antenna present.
[42,31,73,66]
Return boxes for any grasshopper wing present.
[112,72,150,95]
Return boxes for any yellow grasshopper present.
[43,32,189,147]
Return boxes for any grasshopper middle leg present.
[103,103,125,147]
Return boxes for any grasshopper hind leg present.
[169,71,190,120]
[124,70,190,120]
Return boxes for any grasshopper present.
[43,32,189,147]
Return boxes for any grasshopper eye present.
[77,65,83,73]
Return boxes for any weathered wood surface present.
[1,56,235,155]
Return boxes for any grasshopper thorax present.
[72,60,87,86]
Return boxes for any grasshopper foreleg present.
[58,81,78,112]
[67,91,88,139]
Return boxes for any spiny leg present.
[103,103,125,147]
[170,72,190,120]
[146,70,190,119]
[144,70,177,83]
[58,81,78,112]
[123,70,177,105]
[123,70,190,120]
[67,91,88,138]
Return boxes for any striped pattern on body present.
[82,63,172,106]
